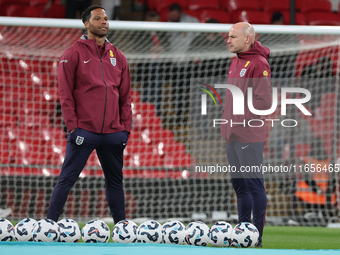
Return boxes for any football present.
[14,218,37,242]
[162,220,185,245]
[232,222,259,248]
[58,218,81,243]
[82,219,110,243]
[33,219,60,242]
[209,221,233,247]
[184,221,210,246]
[0,218,15,241]
[137,220,163,243]
[112,219,138,243]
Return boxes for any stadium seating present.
[5,5,39,18]
[300,0,332,13]
[281,11,306,25]
[35,3,65,18]
[231,10,270,24]
[263,0,290,13]
[199,9,230,23]
[306,12,340,26]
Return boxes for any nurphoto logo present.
[199,83,312,128]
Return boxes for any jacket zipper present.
[94,42,108,133]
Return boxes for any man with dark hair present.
[168,2,198,23]
[271,12,284,25]
[47,5,132,223]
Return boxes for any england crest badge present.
[75,136,84,145]
[110,58,116,66]
[239,68,247,77]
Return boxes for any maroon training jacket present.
[220,41,272,143]
[58,36,132,134]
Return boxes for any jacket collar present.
[78,35,111,50]
[237,41,270,60]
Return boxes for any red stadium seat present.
[319,92,336,120]
[263,0,290,18]
[218,0,228,11]
[140,128,174,145]
[164,153,193,167]
[132,101,156,116]
[133,113,162,131]
[188,0,220,11]
[0,0,32,3]
[306,12,340,26]
[31,0,50,5]
[18,114,51,130]
[200,9,230,23]
[0,114,17,128]
[87,151,101,166]
[295,0,303,12]
[0,98,20,114]
[35,3,65,18]
[5,5,39,17]
[281,11,306,25]
[130,90,141,103]
[231,10,270,24]
[300,0,332,13]
[227,0,260,13]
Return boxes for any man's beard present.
[89,25,107,37]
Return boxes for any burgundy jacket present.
[221,41,272,143]
[58,36,132,134]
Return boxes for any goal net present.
[0,18,339,226]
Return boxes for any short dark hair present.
[271,12,284,24]
[206,18,219,24]
[169,3,181,12]
[81,5,105,24]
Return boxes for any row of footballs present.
[0,218,260,248]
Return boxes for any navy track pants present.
[47,128,128,223]
[226,140,267,239]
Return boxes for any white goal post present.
[0,17,339,226]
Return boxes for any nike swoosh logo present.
[242,145,249,149]
[123,143,127,146]
[84,59,91,63]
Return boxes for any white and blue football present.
[0,218,15,241]
[14,218,37,241]
[184,221,210,246]
[162,220,185,245]
[137,220,163,243]
[82,219,110,243]
[209,221,233,247]
[58,218,81,243]
[112,219,138,243]
[33,219,60,242]
[232,222,259,248]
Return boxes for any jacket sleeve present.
[119,58,132,133]
[251,60,272,111]
[57,48,78,131]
